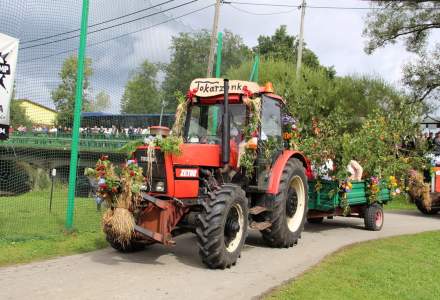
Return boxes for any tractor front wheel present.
[262,158,308,248]
[196,184,249,269]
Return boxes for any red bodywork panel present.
[172,144,221,166]
[267,150,312,195]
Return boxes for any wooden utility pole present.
[207,0,222,77]
[296,0,306,79]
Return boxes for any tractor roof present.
[188,78,285,104]
[189,78,259,98]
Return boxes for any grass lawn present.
[267,231,440,300]
[0,187,107,267]
[384,194,416,210]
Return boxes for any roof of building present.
[16,99,57,113]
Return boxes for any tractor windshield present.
[185,104,246,144]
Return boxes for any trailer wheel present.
[196,184,249,269]
[307,217,324,224]
[106,233,147,253]
[262,158,308,248]
[415,198,440,215]
[364,204,384,231]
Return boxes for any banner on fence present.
[0,33,19,140]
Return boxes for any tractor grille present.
[135,149,167,193]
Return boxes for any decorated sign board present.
[0,33,19,140]
[190,78,260,98]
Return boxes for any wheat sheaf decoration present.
[85,157,144,244]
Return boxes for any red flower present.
[130,171,135,177]
[99,184,108,190]
[100,155,109,161]
[99,171,106,177]
[111,187,118,193]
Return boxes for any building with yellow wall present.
[16,99,57,126]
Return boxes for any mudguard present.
[266,150,312,195]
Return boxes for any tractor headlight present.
[155,181,165,192]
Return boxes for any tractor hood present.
[172,144,221,167]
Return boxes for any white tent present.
[0,33,19,140]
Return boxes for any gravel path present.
[1,210,439,300]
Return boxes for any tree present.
[162,29,251,110]
[255,25,321,69]
[10,100,31,128]
[9,86,31,128]
[227,59,412,132]
[363,1,439,102]
[51,55,93,127]
[121,60,161,114]
[91,91,111,112]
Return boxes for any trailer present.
[307,180,391,231]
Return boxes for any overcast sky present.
[1,0,438,113]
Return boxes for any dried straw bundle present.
[101,170,143,244]
[171,100,188,137]
[408,170,432,210]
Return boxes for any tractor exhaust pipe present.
[222,79,230,165]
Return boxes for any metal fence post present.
[66,0,90,231]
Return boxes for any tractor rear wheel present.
[106,233,147,253]
[262,158,308,248]
[196,184,249,269]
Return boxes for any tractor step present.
[249,206,268,215]
[250,221,272,231]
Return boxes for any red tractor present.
[108,78,311,269]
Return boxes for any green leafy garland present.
[240,97,261,178]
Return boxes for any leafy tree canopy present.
[121,60,161,114]
[51,55,93,127]
[162,29,251,110]
[364,0,439,102]
[227,59,408,132]
[255,25,321,69]
[90,91,111,112]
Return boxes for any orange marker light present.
[264,82,275,93]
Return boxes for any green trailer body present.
[307,180,391,231]
[308,180,391,211]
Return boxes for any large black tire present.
[262,158,308,248]
[415,198,440,215]
[106,233,147,253]
[364,203,384,231]
[196,184,249,269]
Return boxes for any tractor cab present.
[183,78,289,175]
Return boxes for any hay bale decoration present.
[85,156,144,244]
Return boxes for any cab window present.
[261,96,282,141]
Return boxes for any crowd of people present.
[10,124,152,139]
[424,131,440,153]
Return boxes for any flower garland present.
[339,179,353,216]
[239,97,261,178]
[282,114,300,150]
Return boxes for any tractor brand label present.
[190,78,260,98]
[0,33,19,140]
[176,168,199,178]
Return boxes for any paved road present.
[1,211,439,300]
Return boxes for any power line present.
[225,1,439,10]
[20,0,200,51]
[21,3,215,63]
[21,0,179,45]
[229,4,297,15]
